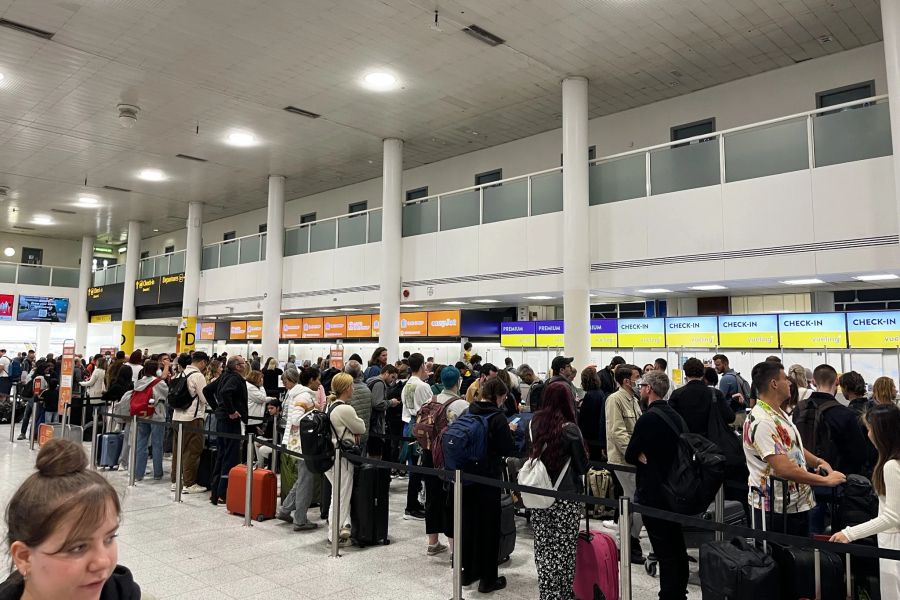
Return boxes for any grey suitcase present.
[98,433,124,468]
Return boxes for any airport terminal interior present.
[3,0,900,598]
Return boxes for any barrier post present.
[714,485,725,542]
[127,416,138,487]
[174,422,184,502]
[28,403,37,451]
[243,433,254,527]
[814,548,822,599]
[272,441,280,510]
[330,446,343,558]
[89,408,100,471]
[451,468,463,600]
[8,393,16,443]
[619,497,632,600]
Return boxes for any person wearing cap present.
[171,351,210,494]
[465,362,499,403]
[547,356,579,399]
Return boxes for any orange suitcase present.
[225,464,277,521]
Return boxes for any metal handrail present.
[203,230,266,250]
[284,206,382,232]
[401,167,561,207]
[0,261,79,287]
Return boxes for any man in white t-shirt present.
[0,349,11,403]
[743,360,845,537]
[401,352,433,520]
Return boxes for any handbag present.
[517,421,571,509]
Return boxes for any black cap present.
[551,356,574,373]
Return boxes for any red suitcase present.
[225,465,277,521]
[573,529,619,600]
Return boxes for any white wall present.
[0,233,82,268]
[140,43,887,252]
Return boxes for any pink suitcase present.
[573,529,619,600]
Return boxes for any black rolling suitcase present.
[350,463,390,547]
[498,492,516,564]
[699,536,778,600]
[684,500,746,548]
[196,446,218,489]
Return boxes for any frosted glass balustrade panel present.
[482,180,527,224]
[440,190,480,231]
[650,141,720,195]
[0,264,16,284]
[169,251,185,274]
[239,236,260,264]
[814,102,893,167]
[201,246,219,270]
[724,119,808,182]
[589,155,646,205]
[338,214,367,248]
[220,242,239,267]
[52,268,79,288]
[17,265,50,285]
[154,255,169,275]
[530,171,563,215]
[139,259,154,278]
[309,221,337,252]
[368,210,382,242]
[402,199,438,237]
[284,227,309,256]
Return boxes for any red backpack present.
[412,396,451,451]
[129,378,162,417]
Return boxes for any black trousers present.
[644,514,689,600]
[211,417,241,501]
[461,483,501,587]
[421,450,446,535]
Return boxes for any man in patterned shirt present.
[742,360,846,537]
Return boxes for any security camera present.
[116,104,140,128]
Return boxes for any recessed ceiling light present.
[152,228,159,232]
[689,285,727,291]
[401,304,422,308]
[76,194,99,207]
[362,71,398,91]
[338,307,360,312]
[225,130,257,147]
[524,295,554,300]
[854,274,899,282]
[443,301,467,305]
[316,309,333,313]
[138,168,167,182]
[781,278,824,285]
[3,247,13,257]
[637,288,672,294]
[0,73,5,82]
[31,215,52,225]
[472,299,500,304]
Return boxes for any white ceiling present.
[0,0,883,242]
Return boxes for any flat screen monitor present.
[17,296,69,322]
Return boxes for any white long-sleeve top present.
[246,382,269,421]
[282,384,315,452]
[79,367,106,401]
[844,459,900,541]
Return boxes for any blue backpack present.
[8,360,21,380]
[441,413,491,473]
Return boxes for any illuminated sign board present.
[428,310,461,337]
[229,321,247,340]
[664,316,719,347]
[199,322,217,340]
[535,321,564,347]
[346,314,373,338]
[301,317,324,339]
[717,315,779,348]
[246,320,263,339]
[847,311,900,348]
[590,319,618,348]
[400,312,427,337]
[281,318,302,339]
[500,322,536,347]
[324,316,347,339]
[778,313,847,348]
[617,318,666,347]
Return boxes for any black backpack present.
[528,381,545,411]
[320,367,340,395]
[20,378,34,399]
[733,372,751,399]
[167,371,195,411]
[834,475,879,531]
[656,408,727,515]
[792,397,840,468]
[298,409,335,474]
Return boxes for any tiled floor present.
[0,425,701,599]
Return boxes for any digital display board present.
[86,283,124,312]
[17,296,69,322]
[617,318,666,347]
[281,318,302,339]
[847,311,900,348]
[664,316,719,347]
[246,320,263,339]
[134,277,158,307]
[372,315,381,336]
[535,320,564,347]
[778,313,847,348]
[400,312,428,337]
[428,310,461,337]
[717,315,779,348]
[500,322,536,347]
[199,322,217,340]
[0,294,13,321]
[229,321,247,340]
[157,272,186,304]
[324,316,347,339]
[301,317,324,339]
[590,319,618,348]
[346,314,373,338]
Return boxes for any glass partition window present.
[589,155,646,205]
[482,179,527,224]
[201,246,219,270]
[439,190,479,231]
[814,102,892,167]
[368,210,382,243]
[260,234,267,261]
[17,265,51,286]
[284,227,309,256]
[139,259,154,278]
[220,242,239,267]
[650,141,720,195]
[402,199,438,237]
[724,119,808,182]
[239,236,261,264]
[530,171,563,215]
[169,251,185,274]
[51,268,79,288]
[338,214,367,248]
[154,255,169,275]
[309,221,337,252]
[0,263,16,284]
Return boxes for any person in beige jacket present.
[171,352,210,494]
[325,373,366,547]
[604,363,646,564]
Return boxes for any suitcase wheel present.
[382,539,390,546]
[645,559,658,577]
[256,514,265,522]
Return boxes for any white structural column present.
[180,201,203,351]
[74,235,94,356]
[262,176,285,360]
[561,77,592,369]
[882,0,900,237]
[379,138,403,362]
[120,220,141,354]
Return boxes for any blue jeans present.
[134,421,165,480]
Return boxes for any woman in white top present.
[79,354,106,400]
[245,370,270,422]
[277,367,318,531]
[831,403,900,597]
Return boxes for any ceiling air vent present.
[51,208,76,215]
[283,106,321,119]
[462,24,505,47]
[102,185,132,193]
[176,153,208,162]
[12,225,35,231]
[0,18,54,40]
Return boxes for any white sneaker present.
[170,484,176,492]
[185,484,207,494]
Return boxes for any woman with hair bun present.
[0,438,142,599]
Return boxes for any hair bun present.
[35,439,88,477]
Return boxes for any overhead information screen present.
[847,311,900,348]
[664,316,719,347]
[500,322,536,347]
[717,315,779,348]
[617,318,665,347]
[535,321,564,347]
[778,313,847,348]
[590,319,618,348]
